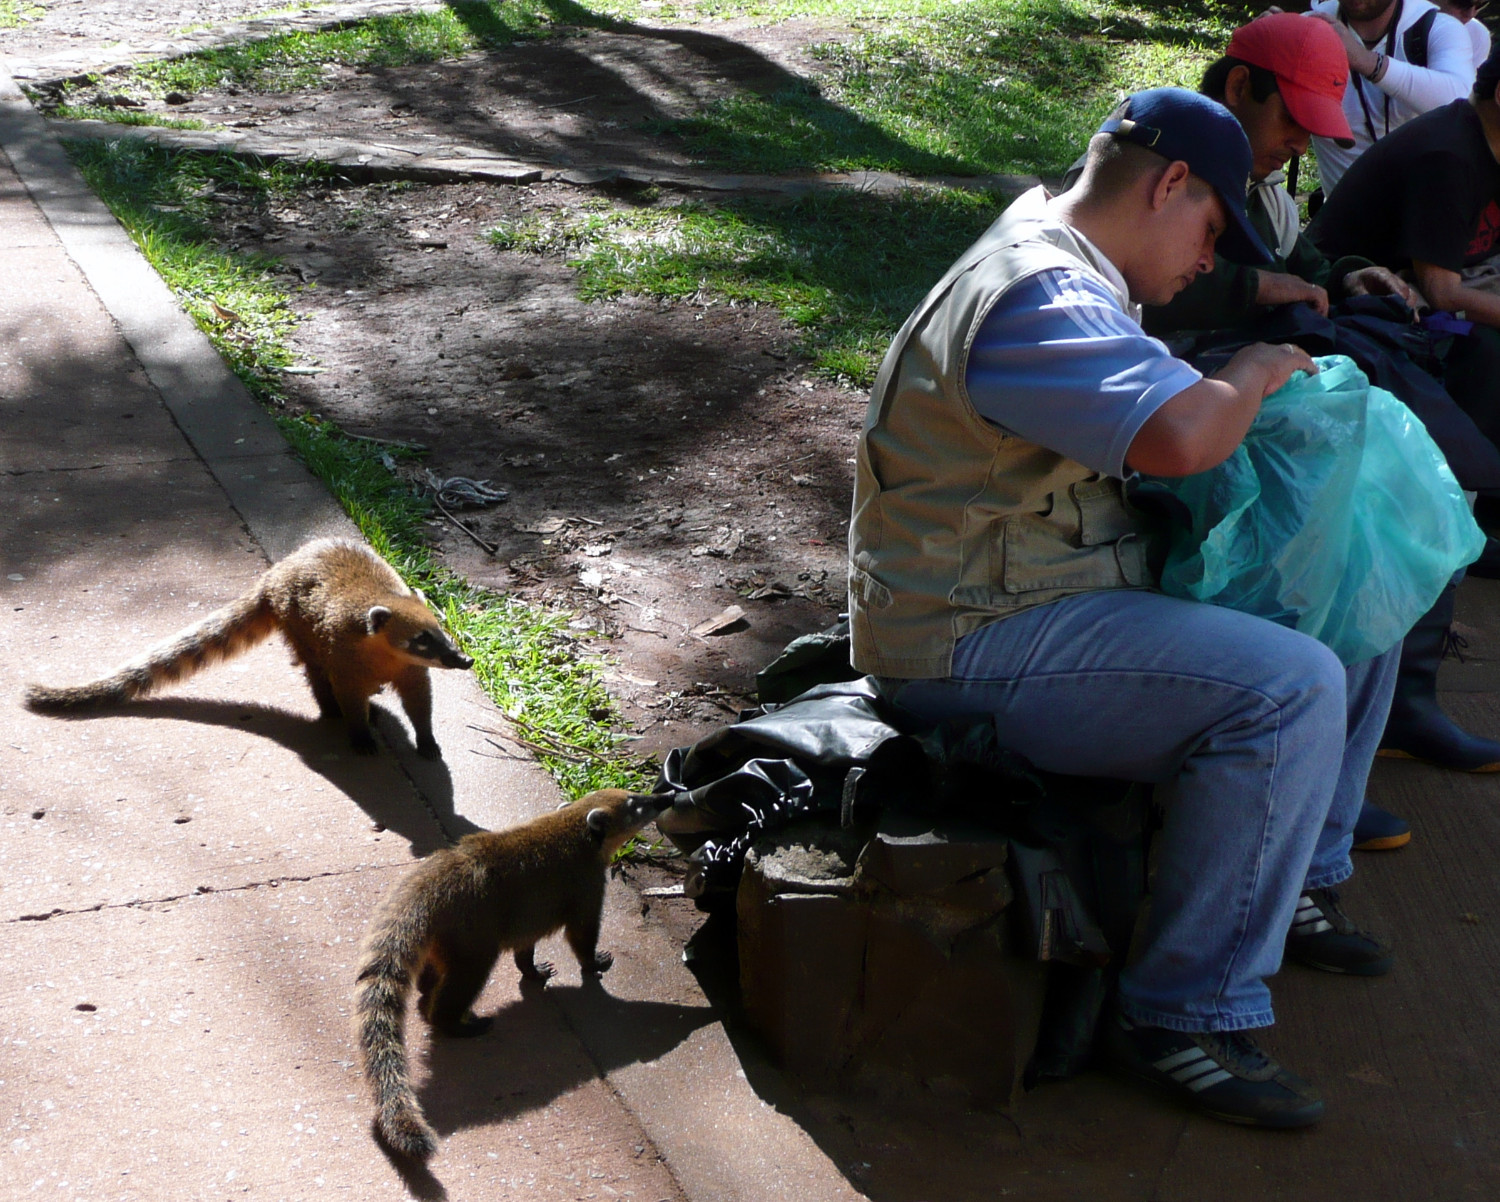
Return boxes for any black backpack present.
[1403,7,1439,67]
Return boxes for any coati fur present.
[23,538,473,759]
[352,788,672,1160]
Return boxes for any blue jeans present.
[885,590,1400,1033]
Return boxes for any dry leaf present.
[691,605,746,637]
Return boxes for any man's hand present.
[1125,343,1318,477]
[1255,271,1331,315]
[1222,341,1321,399]
[1342,265,1427,312]
[1307,8,1381,76]
[1412,261,1500,328]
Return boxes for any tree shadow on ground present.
[416,0,974,176]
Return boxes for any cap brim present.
[1215,188,1274,266]
[1278,80,1356,148]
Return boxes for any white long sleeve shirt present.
[1310,0,1475,193]
[1464,16,1491,72]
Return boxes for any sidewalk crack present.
[5,862,401,923]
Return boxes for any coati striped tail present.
[354,908,439,1160]
[23,593,277,710]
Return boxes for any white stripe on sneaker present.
[1174,1058,1228,1086]
[1153,1046,1235,1093]
[1293,897,1334,935]
[1184,1068,1234,1092]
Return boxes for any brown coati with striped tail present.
[353,788,672,1160]
[23,538,472,759]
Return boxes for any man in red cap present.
[1146,12,1417,338]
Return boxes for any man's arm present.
[1307,6,1472,111]
[1374,15,1475,112]
[1412,261,1500,327]
[1125,342,1319,477]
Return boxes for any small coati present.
[23,538,473,759]
[352,788,672,1159]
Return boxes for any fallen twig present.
[432,495,500,555]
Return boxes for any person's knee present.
[1281,636,1347,722]
[1236,627,1346,722]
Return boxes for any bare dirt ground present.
[5,3,871,761]
[269,173,859,761]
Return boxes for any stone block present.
[736,823,869,1075]
[736,815,1047,1108]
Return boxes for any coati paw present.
[415,736,443,761]
[439,1012,493,1039]
[520,959,556,984]
[585,951,614,976]
[348,728,379,755]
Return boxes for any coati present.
[23,538,473,759]
[352,788,672,1160]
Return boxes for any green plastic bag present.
[1136,355,1484,666]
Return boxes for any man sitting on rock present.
[848,88,1399,1129]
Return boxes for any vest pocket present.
[999,514,1134,595]
[1074,478,1138,546]
[1114,533,1150,586]
[849,564,893,609]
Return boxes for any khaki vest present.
[848,188,1160,679]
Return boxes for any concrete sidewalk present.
[0,63,864,1202]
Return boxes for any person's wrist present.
[1366,50,1389,82]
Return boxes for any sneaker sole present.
[1376,748,1500,772]
[1353,830,1412,851]
[1113,1062,1326,1130]
[1200,1100,1326,1130]
[1286,951,1395,977]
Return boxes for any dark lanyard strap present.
[1343,0,1403,144]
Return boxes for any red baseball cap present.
[1226,13,1356,147]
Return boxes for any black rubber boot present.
[1379,582,1500,772]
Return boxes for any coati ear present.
[586,807,612,835]
[366,605,393,635]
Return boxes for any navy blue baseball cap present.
[1098,87,1272,266]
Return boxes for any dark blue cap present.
[1097,87,1272,266]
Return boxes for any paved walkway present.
[0,61,862,1202]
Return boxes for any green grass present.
[489,187,1006,385]
[650,0,1251,177]
[65,137,655,799]
[50,105,210,131]
[64,0,1245,180]
[65,138,309,401]
[78,1,612,101]
[0,0,43,29]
